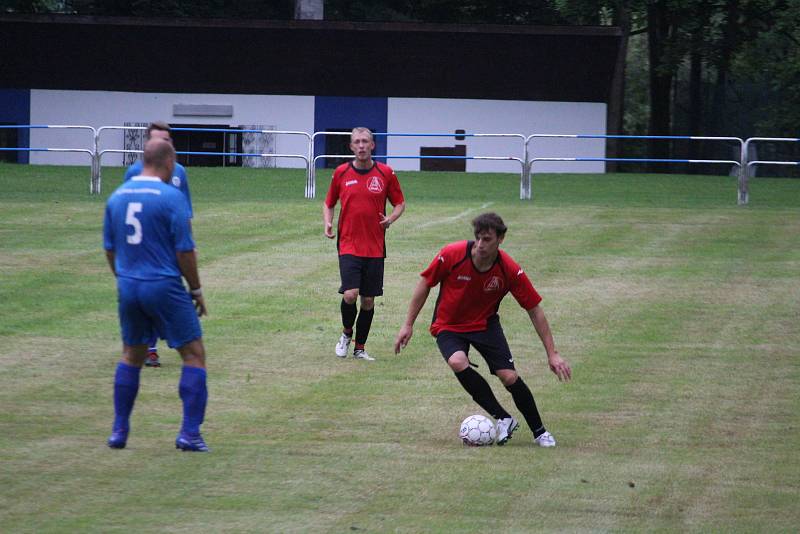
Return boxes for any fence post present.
[738,138,749,205]
[521,137,532,200]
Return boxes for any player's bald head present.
[142,139,176,181]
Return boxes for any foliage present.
[1,0,295,18]
[732,0,800,136]
[2,0,798,150]
[324,0,566,24]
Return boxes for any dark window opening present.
[324,129,353,169]
[0,124,20,163]
[171,124,242,167]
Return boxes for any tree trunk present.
[687,48,703,166]
[711,0,739,136]
[647,0,673,171]
[606,1,631,173]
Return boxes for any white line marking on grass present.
[418,202,494,228]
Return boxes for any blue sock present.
[179,366,208,436]
[113,362,141,433]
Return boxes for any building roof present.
[0,14,620,102]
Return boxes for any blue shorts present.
[117,276,202,349]
[435,317,515,375]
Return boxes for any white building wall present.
[27,90,608,174]
[29,90,315,167]
[386,98,607,173]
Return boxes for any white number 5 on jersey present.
[125,202,143,244]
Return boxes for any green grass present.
[1,163,799,532]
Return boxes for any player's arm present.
[380,202,405,229]
[526,305,571,381]
[176,250,207,316]
[323,203,336,239]
[394,277,431,354]
[102,206,116,276]
[105,250,116,276]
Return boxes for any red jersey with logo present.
[325,161,405,258]
[421,240,542,336]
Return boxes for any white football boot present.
[353,349,376,361]
[534,431,556,447]
[335,333,351,358]
[495,416,519,446]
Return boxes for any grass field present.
[1,163,799,532]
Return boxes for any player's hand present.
[324,222,335,239]
[394,325,413,354]
[379,214,392,229]
[193,294,208,317]
[548,351,571,382]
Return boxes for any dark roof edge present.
[0,13,622,37]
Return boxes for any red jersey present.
[421,241,542,336]
[325,161,405,258]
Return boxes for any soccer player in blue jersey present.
[104,139,210,452]
[124,122,192,367]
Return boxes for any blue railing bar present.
[316,131,479,137]
[314,154,521,160]
[98,126,310,137]
[169,127,311,137]
[99,148,308,160]
[527,133,743,142]
[313,132,524,138]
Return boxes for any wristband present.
[190,287,202,297]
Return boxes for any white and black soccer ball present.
[459,414,496,446]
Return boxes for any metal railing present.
[312,152,525,199]
[95,126,311,195]
[524,134,744,201]
[738,137,800,204]
[0,125,98,191]
[2,124,798,204]
[309,131,526,199]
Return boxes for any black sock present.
[355,307,374,345]
[455,367,511,420]
[341,299,357,332]
[506,377,546,437]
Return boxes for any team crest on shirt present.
[484,276,504,292]
[367,176,384,193]
[171,175,182,188]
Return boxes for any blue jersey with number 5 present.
[103,176,195,280]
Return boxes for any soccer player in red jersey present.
[394,213,571,447]
[323,127,406,361]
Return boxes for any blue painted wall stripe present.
[313,96,388,168]
[0,89,31,163]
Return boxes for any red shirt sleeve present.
[506,257,542,310]
[324,170,340,208]
[420,247,451,287]
[386,168,405,206]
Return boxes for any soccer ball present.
[459,414,496,446]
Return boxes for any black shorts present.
[435,317,515,375]
[338,254,384,297]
